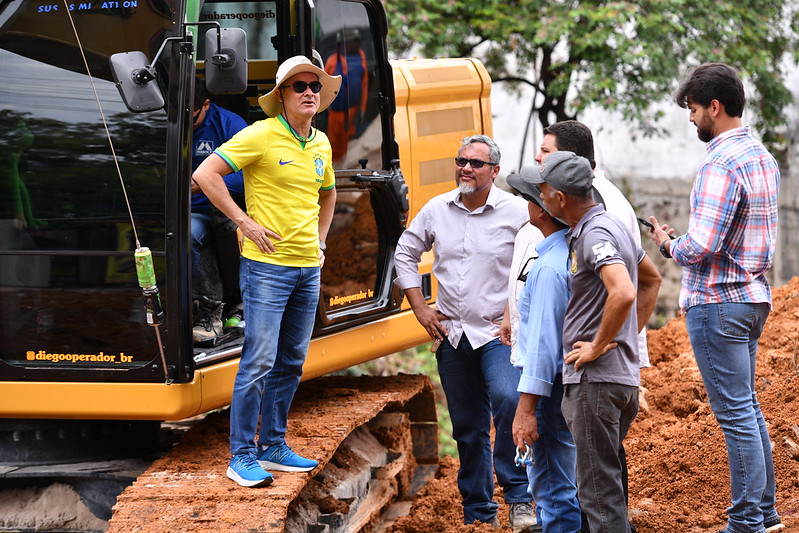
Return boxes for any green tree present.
[386,0,799,152]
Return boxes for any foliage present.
[348,344,458,457]
[386,0,799,152]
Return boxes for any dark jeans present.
[436,336,531,524]
[562,379,638,533]
[191,201,242,308]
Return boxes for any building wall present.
[491,72,799,321]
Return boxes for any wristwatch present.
[659,240,671,259]
[319,241,327,253]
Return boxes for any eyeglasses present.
[516,253,539,283]
[284,80,323,94]
[454,157,496,169]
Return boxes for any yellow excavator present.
[0,0,493,529]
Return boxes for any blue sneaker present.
[257,443,318,472]
[227,453,273,487]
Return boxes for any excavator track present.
[108,374,439,532]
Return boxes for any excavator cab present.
[0,0,495,529]
[0,0,406,394]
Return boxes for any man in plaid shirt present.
[647,63,782,533]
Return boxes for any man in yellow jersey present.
[193,55,340,488]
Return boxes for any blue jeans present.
[527,374,582,533]
[191,212,212,278]
[191,209,242,306]
[686,302,777,533]
[436,336,531,524]
[562,379,638,533]
[229,259,320,456]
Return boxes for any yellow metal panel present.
[192,359,239,413]
[0,379,204,421]
[419,158,456,187]
[390,58,492,223]
[301,310,429,380]
[416,107,475,137]
[469,58,493,136]
[0,311,430,420]
[409,65,479,85]
[392,65,413,204]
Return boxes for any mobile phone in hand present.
[637,217,655,231]
[638,217,676,239]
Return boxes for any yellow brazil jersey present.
[214,116,335,267]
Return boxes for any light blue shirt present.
[394,185,529,349]
[515,229,569,397]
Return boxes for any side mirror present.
[109,51,165,113]
[205,27,247,95]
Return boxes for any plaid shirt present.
[672,126,780,311]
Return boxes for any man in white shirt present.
[500,212,544,364]
[394,135,536,532]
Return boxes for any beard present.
[458,182,477,195]
[695,115,714,143]
[456,174,490,196]
[697,126,713,143]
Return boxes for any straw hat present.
[258,55,341,117]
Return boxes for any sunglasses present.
[516,253,539,283]
[284,80,323,94]
[454,157,496,169]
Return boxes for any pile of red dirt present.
[389,277,799,532]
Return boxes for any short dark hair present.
[543,120,596,170]
[193,78,207,112]
[674,63,745,118]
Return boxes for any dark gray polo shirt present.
[562,204,645,387]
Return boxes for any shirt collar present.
[277,114,313,148]
[277,113,292,132]
[706,126,750,153]
[565,203,605,243]
[448,183,498,212]
[536,228,568,255]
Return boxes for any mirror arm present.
[131,21,232,85]
[132,36,182,85]
[184,21,232,67]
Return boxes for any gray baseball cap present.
[526,151,594,195]
[507,165,571,225]
[507,166,548,212]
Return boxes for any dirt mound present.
[391,277,799,532]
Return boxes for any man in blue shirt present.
[507,166,582,533]
[191,79,248,344]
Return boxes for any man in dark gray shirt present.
[527,151,661,532]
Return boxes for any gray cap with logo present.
[526,151,594,195]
